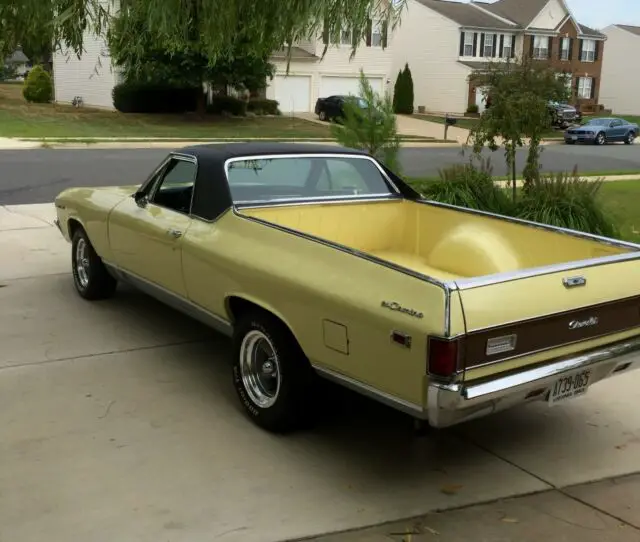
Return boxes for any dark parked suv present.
[315,95,368,122]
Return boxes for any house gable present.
[528,0,567,31]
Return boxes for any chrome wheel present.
[75,237,90,289]
[239,330,281,408]
[596,132,605,145]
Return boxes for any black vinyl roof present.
[175,142,368,162]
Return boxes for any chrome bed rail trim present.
[428,335,640,428]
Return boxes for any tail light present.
[428,336,461,377]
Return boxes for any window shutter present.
[529,35,534,57]
[511,35,516,57]
[382,20,388,48]
[591,77,597,99]
[322,19,329,45]
[594,41,599,61]
[547,36,552,58]
[578,39,584,61]
[460,32,465,56]
[493,33,498,56]
[479,33,485,57]
[568,38,573,60]
[365,19,372,47]
[499,34,504,57]
[473,32,478,56]
[558,38,562,59]
[575,77,580,97]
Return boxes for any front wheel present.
[594,132,606,145]
[71,228,117,300]
[232,311,317,433]
[318,110,327,122]
[625,131,636,145]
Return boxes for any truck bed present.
[240,199,634,282]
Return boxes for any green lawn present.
[0,83,335,139]
[598,180,640,243]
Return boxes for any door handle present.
[167,228,183,239]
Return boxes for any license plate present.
[572,135,578,140]
[548,370,591,405]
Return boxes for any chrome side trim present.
[447,250,640,291]
[313,365,425,417]
[235,194,402,209]
[428,334,640,428]
[104,263,233,337]
[417,198,640,252]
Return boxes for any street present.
[1,203,640,542]
[1,143,640,204]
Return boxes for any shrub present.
[516,168,619,237]
[466,104,479,115]
[393,63,414,115]
[247,98,280,115]
[0,64,18,81]
[112,83,201,113]
[418,158,513,215]
[331,70,401,173]
[22,65,53,103]
[206,96,247,116]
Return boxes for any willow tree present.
[1,0,406,61]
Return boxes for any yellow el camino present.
[54,143,640,433]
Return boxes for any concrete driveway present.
[2,203,640,542]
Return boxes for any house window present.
[533,35,549,59]
[581,39,596,61]
[502,35,512,58]
[483,34,494,57]
[577,76,592,98]
[371,20,383,47]
[340,27,353,45]
[464,32,474,56]
[560,37,570,60]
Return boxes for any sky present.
[563,0,640,29]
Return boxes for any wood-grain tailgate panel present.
[464,295,640,368]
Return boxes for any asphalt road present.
[1,143,640,205]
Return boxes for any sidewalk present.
[310,473,640,541]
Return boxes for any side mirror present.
[133,191,148,208]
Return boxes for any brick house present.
[393,0,607,115]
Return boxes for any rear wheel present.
[625,131,636,145]
[71,228,117,300]
[595,132,606,145]
[232,310,317,433]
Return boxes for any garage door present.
[273,75,312,112]
[319,76,384,100]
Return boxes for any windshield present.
[226,155,396,205]
[585,119,609,126]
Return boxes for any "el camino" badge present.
[381,301,424,319]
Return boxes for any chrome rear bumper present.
[427,336,640,428]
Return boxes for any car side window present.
[612,120,622,127]
[149,158,197,215]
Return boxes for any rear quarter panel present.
[181,210,463,407]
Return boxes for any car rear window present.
[225,155,396,204]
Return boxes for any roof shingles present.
[414,0,514,29]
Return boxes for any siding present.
[267,33,394,109]
[391,0,470,114]
[529,0,566,31]
[52,0,120,109]
[600,25,640,115]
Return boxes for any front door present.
[475,86,489,114]
[108,156,197,297]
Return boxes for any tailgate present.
[455,255,640,381]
